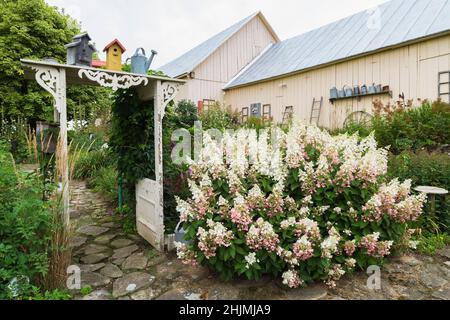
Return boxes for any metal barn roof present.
[158,12,279,78]
[225,0,450,89]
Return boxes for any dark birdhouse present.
[64,33,96,66]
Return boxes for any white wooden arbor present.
[21,59,185,251]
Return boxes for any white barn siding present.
[178,16,277,104]
[224,34,450,129]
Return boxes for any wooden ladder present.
[310,97,323,125]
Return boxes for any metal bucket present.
[330,87,338,99]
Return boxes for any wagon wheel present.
[343,111,373,128]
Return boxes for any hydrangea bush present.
[175,122,426,288]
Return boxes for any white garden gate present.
[21,59,184,252]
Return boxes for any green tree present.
[0,0,112,124]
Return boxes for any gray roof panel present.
[225,0,450,89]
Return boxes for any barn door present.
[136,179,165,251]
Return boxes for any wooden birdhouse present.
[103,39,126,71]
[65,33,96,66]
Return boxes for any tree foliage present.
[0,0,112,124]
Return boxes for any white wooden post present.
[32,65,70,226]
[58,68,70,227]
[154,80,165,250]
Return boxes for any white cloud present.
[45,0,387,68]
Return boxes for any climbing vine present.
[109,88,195,232]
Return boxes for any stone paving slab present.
[112,272,156,298]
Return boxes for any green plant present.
[115,205,136,234]
[176,123,426,287]
[109,89,193,233]
[73,148,114,180]
[31,288,72,300]
[174,100,198,127]
[371,101,450,154]
[330,120,372,138]
[0,0,113,124]
[242,116,273,131]
[90,166,118,203]
[199,102,240,130]
[416,232,450,255]
[388,151,450,230]
[0,141,54,299]
[80,285,93,296]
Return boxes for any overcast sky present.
[45,0,388,68]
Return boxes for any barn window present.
[263,104,271,121]
[438,71,450,103]
[202,99,215,111]
[282,106,294,124]
[241,107,249,123]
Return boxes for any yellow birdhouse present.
[103,39,126,71]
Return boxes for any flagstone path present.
[69,181,450,300]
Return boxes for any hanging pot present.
[338,89,346,98]
[368,83,377,94]
[353,85,361,96]
[375,84,382,93]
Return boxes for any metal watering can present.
[174,221,191,245]
[129,48,158,75]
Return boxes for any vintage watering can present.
[330,87,338,99]
[343,85,353,97]
[130,48,158,75]
[360,85,368,95]
[174,221,191,245]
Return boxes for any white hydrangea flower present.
[245,252,259,268]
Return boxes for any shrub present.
[175,123,426,288]
[72,148,113,180]
[199,102,240,130]
[388,151,450,230]
[0,142,53,298]
[90,166,118,203]
[371,100,450,154]
[330,120,372,138]
[174,100,198,127]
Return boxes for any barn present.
[158,11,279,111]
[160,0,450,129]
